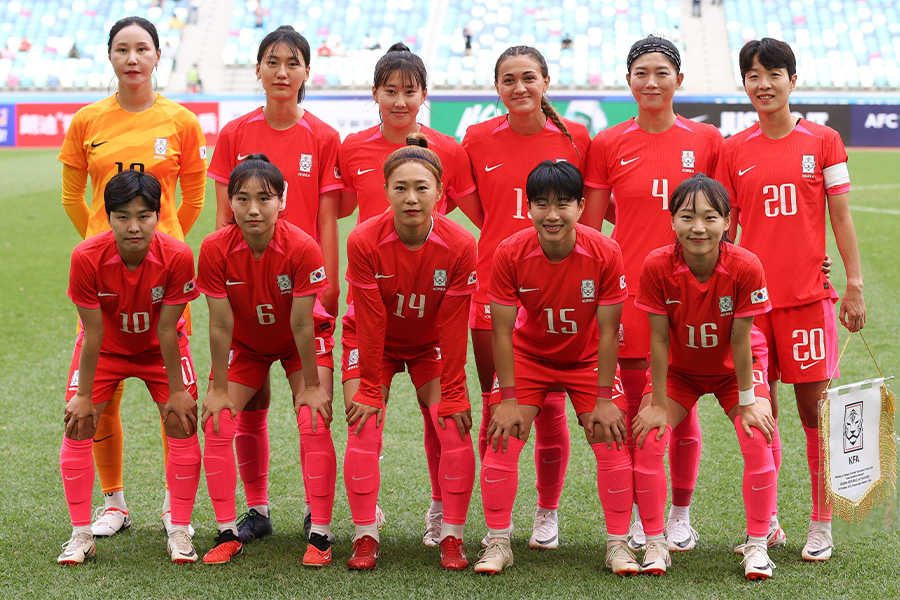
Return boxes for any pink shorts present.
[212,338,327,390]
[65,332,198,404]
[618,296,651,361]
[754,299,839,384]
[489,353,625,415]
[642,361,770,414]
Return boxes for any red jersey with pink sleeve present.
[346,211,476,411]
[463,115,591,304]
[207,107,343,237]
[717,119,848,308]
[68,230,198,356]
[584,115,724,288]
[338,124,476,222]
[197,219,327,354]
[635,244,771,375]
[489,224,627,363]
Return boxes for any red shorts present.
[341,309,441,388]
[468,299,493,330]
[489,353,625,415]
[312,298,336,370]
[618,296,651,361]
[642,360,770,414]
[65,332,198,404]
[753,299,838,384]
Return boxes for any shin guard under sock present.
[203,412,239,524]
[344,417,383,526]
[804,423,831,522]
[235,408,270,508]
[632,426,671,537]
[592,443,634,536]
[428,404,475,525]
[61,437,95,527]
[481,437,525,530]
[736,417,777,537]
[670,404,701,507]
[421,404,443,502]
[297,407,337,526]
[166,435,201,526]
[533,391,569,510]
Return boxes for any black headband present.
[385,153,441,172]
[626,39,681,71]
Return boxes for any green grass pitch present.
[0,147,897,599]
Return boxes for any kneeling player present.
[631,174,777,580]
[197,155,335,566]
[475,160,631,575]
[58,170,201,565]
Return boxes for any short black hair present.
[525,160,583,204]
[373,42,427,91]
[104,169,161,216]
[668,173,732,244]
[739,38,796,82]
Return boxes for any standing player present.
[59,15,207,538]
[207,25,342,543]
[197,155,335,566]
[463,46,591,549]
[342,135,477,571]
[58,170,201,565]
[337,43,481,546]
[631,174,777,580]
[475,161,630,575]
[583,35,725,552]
[718,38,866,561]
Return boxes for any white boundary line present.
[850,206,900,216]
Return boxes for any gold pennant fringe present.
[821,383,897,524]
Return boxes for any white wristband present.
[738,389,756,407]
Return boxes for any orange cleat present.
[303,532,333,567]
[202,530,242,564]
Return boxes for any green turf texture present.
[0,148,897,599]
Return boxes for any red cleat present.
[347,535,380,570]
[439,536,469,570]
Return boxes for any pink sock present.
[203,412,239,524]
[421,404,442,502]
[478,392,491,461]
[804,423,831,522]
[235,409,269,508]
[771,419,782,519]
[736,417,777,537]
[620,369,646,458]
[344,417,383,525]
[592,443,634,536]
[632,426,671,536]
[481,437,525,530]
[533,391,569,510]
[297,407,337,526]
[166,435,201,526]
[428,404,475,525]
[670,404,701,507]
[60,437,95,527]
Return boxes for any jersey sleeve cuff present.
[293,281,329,298]
[734,305,772,318]
[197,285,227,299]
[486,292,517,306]
[826,183,850,196]
[345,275,377,290]
[633,299,665,315]
[583,179,611,190]
[446,287,475,297]
[70,298,101,310]
[318,183,344,194]
[449,184,477,199]
[163,291,200,305]
[207,171,230,184]
[597,291,628,306]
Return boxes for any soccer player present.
[718,38,866,562]
[631,174,777,580]
[337,43,481,546]
[342,135,477,571]
[58,16,207,537]
[474,160,629,575]
[583,35,725,553]
[58,170,201,565]
[463,46,591,549]
[206,25,342,543]
[197,155,335,566]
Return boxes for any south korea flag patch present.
[467,270,477,286]
[277,274,293,292]
[433,269,447,290]
[719,295,734,316]
[151,286,165,302]
[751,287,769,304]
[309,267,326,285]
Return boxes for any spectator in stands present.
[561,33,573,50]
[255,2,265,28]
[317,41,332,57]
[362,33,380,51]
[162,40,177,70]
[463,26,473,55]
[169,14,184,31]
[1,44,13,60]
[68,43,81,59]
[19,36,31,52]
[187,63,203,93]
[187,0,200,25]
[692,0,701,17]
[535,6,549,22]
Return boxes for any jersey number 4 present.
[394,293,426,318]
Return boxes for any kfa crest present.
[802,154,815,174]
[433,269,447,290]
[681,150,695,169]
[299,153,313,174]
[843,402,863,452]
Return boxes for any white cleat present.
[627,520,646,551]
[605,540,640,576]
[161,510,195,538]
[474,538,514,574]
[666,518,699,552]
[167,529,198,564]
[528,509,559,549]
[57,530,96,565]
[801,521,834,561]
[640,539,671,576]
[423,507,442,547]
[91,506,131,537]
[481,521,514,548]
[735,523,787,555]
[743,542,775,580]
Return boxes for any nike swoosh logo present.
[444,475,465,480]
[738,166,756,176]
[607,488,629,494]
[225,280,245,286]
[807,547,832,557]
[484,477,507,483]
[677,439,697,446]
[237,154,250,160]
[91,141,108,148]
[519,287,539,293]
[374,274,394,279]
[620,157,640,165]
[541,457,562,464]
[665,299,681,305]
[237,460,251,467]
[97,292,117,297]
[308,474,324,479]
[752,483,773,491]
[485,164,503,172]
[174,474,196,480]
[800,361,820,370]
[352,474,374,481]
[65,474,84,481]
[206,471,222,476]
[93,435,114,443]
[357,168,375,175]
[635,489,651,493]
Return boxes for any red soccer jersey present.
[208,107,343,237]
[717,119,847,308]
[346,211,476,411]
[463,115,591,304]
[635,244,771,375]
[584,115,724,289]
[68,230,198,356]
[197,219,327,354]
[489,224,627,363]
[338,124,476,222]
